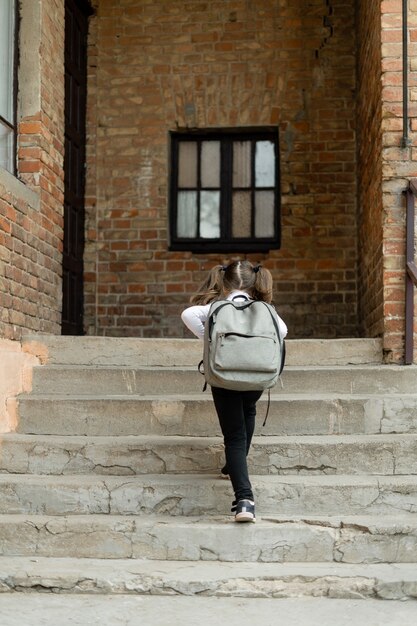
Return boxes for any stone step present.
[1,433,417,476]
[0,514,416,564]
[1,556,416,599]
[17,391,417,436]
[29,364,417,395]
[0,474,415,516]
[23,335,383,367]
[18,393,417,437]
[2,596,416,626]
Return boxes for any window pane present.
[177,191,198,237]
[233,141,251,188]
[232,191,251,237]
[255,191,275,237]
[0,123,13,172]
[255,141,275,187]
[178,142,197,188]
[201,141,220,188]
[200,191,220,238]
[0,0,15,122]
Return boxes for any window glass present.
[201,141,220,188]
[178,142,197,188]
[200,191,220,238]
[232,191,251,237]
[233,141,251,188]
[0,0,16,174]
[0,0,15,122]
[177,191,198,237]
[255,191,275,237]
[0,124,13,171]
[255,140,275,187]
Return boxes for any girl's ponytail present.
[252,266,273,303]
[189,260,273,304]
[190,265,224,304]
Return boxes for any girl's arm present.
[275,313,288,339]
[181,305,210,339]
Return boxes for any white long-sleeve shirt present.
[181,290,288,340]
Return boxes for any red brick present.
[381,0,402,12]
[19,121,43,134]
[18,161,41,174]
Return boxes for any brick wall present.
[356,0,417,364]
[379,0,417,362]
[0,0,65,341]
[356,0,384,342]
[0,173,40,338]
[410,0,417,362]
[84,0,358,338]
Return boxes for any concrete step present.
[18,393,417,436]
[1,596,416,626]
[28,364,417,396]
[23,335,383,367]
[1,433,417,476]
[0,513,416,564]
[0,556,416,599]
[0,474,415,516]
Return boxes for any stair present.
[1,335,416,600]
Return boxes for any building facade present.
[1,0,416,383]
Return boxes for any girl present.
[181,260,288,523]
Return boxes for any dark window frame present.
[0,0,19,175]
[168,127,281,253]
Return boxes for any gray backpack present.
[199,296,286,392]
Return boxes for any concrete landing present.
[0,595,415,626]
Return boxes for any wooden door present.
[62,0,91,334]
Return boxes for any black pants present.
[211,386,263,502]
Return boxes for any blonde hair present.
[190,260,273,305]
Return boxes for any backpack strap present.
[262,389,271,427]
[198,359,207,392]
[259,301,286,375]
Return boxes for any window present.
[0,0,18,174]
[169,128,280,253]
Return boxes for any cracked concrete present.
[17,392,417,438]
[382,398,417,433]
[22,336,383,367]
[0,557,417,601]
[28,364,417,398]
[0,474,416,518]
[1,434,417,476]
